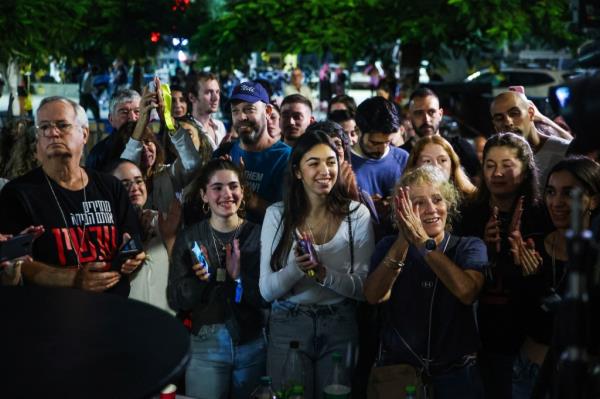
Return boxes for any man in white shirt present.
[188,72,226,150]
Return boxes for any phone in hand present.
[294,230,318,278]
[110,235,143,272]
[190,241,210,277]
[0,233,36,262]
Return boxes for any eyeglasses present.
[116,108,140,117]
[35,121,75,137]
[120,177,146,190]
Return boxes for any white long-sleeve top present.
[121,128,202,213]
[259,201,375,305]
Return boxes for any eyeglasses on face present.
[120,177,146,190]
[35,121,76,137]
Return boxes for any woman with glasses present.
[111,159,179,314]
[260,130,375,398]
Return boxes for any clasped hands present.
[484,196,542,276]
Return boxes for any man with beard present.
[402,88,480,178]
[189,72,226,151]
[351,96,408,221]
[490,91,570,186]
[280,94,315,147]
[217,81,291,223]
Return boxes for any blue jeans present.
[185,324,266,399]
[267,300,358,399]
[512,350,540,399]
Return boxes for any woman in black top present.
[510,156,600,399]
[167,159,267,399]
[455,133,551,399]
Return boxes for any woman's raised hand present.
[484,206,501,253]
[508,231,542,276]
[395,186,429,246]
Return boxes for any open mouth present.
[423,217,441,225]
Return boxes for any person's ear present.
[265,103,273,117]
[439,108,444,118]
[294,166,302,180]
[82,126,89,144]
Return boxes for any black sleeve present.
[0,183,33,235]
[239,223,268,308]
[167,226,232,311]
[451,136,481,178]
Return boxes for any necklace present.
[306,217,333,245]
[45,168,88,268]
[209,218,242,282]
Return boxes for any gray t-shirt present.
[535,135,570,187]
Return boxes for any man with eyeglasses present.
[86,89,144,171]
[0,96,145,296]
[215,81,291,223]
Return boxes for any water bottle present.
[281,341,305,399]
[323,352,351,399]
[405,384,417,399]
[250,376,277,399]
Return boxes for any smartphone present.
[147,79,160,122]
[110,235,143,271]
[190,241,210,277]
[294,230,317,278]
[0,233,36,262]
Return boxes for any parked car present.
[464,67,571,98]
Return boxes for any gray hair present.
[393,164,461,231]
[36,96,89,129]
[109,89,141,116]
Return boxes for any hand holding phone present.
[294,229,318,278]
[190,241,210,281]
[111,235,143,272]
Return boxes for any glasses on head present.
[120,177,145,191]
[35,121,75,137]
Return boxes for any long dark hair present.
[474,132,540,208]
[270,130,351,271]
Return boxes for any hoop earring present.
[239,199,246,212]
[202,202,210,214]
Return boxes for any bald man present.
[490,91,570,186]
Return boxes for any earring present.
[202,202,210,214]
[239,199,246,212]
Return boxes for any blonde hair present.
[406,135,476,198]
[393,165,461,231]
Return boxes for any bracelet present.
[383,256,404,271]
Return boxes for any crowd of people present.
[0,68,598,399]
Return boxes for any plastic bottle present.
[250,376,277,399]
[281,341,305,399]
[405,384,417,399]
[323,352,351,399]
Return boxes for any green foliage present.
[190,0,581,68]
[0,0,90,65]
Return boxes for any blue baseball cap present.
[230,81,269,104]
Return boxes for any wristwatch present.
[418,238,437,257]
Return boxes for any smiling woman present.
[167,159,268,399]
[364,165,487,398]
[260,130,375,398]
[453,132,552,399]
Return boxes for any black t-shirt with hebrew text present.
[0,167,141,296]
